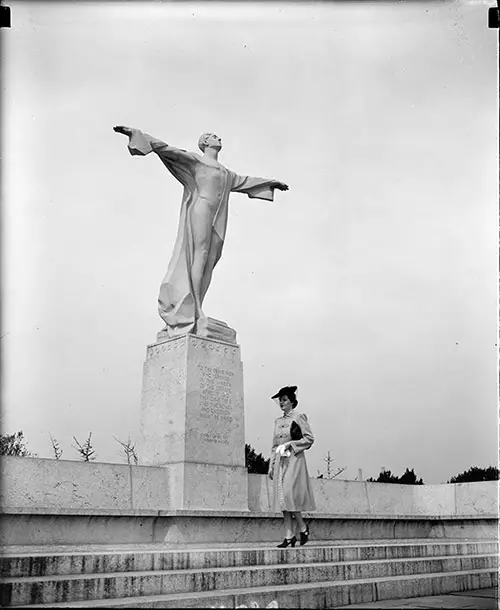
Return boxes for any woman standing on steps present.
[268,385,316,548]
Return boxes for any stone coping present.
[0,507,497,520]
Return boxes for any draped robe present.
[125,130,278,339]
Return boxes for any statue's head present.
[198,132,222,152]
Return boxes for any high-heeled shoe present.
[277,536,297,548]
[299,528,310,546]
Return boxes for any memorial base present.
[157,318,237,345]
[163,462,249,511]
[137,333,248,511]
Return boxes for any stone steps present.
[0,540,497,608]
[5,570,498,609]
[1,554,497,606]
[2,540,496,578]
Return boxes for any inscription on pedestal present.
[186,338,244,466]
[198,364,234,444]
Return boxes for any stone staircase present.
[0,539,497,608]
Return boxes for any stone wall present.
[0,456,497,516]
[0,456,172,511]
[247,471,498,516]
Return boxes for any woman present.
[268,385,315,548]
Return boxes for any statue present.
[114,126,289,341]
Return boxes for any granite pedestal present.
[137,333,248,511]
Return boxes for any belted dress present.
[269,410,316,512]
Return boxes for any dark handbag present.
[290,420,303,441]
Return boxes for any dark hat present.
[271,385,298,400]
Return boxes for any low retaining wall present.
[248,473,498,516]
[0,456,497,517]
[0,508,496,546]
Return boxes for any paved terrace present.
[340,586,498,608]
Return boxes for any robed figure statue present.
[114,127,289,342]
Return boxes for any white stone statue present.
[114,126,289,341]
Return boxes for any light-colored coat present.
[270,410,316,512]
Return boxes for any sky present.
[1,0,498,484]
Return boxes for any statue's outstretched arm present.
[149,140,198,165]
[113,126,197,164]
[230,172,289,201]
[113,125,153,155]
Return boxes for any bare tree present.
[72,433,96,462]
[114,435,138,465]
[317,451,347,480]
[49,434,63,460]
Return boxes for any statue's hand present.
[113,125,133,137]
[272,180,289,192]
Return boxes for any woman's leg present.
[294,511,308,533]
[283,511,294,539]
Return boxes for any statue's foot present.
[195,317,237,345]
[156,328,170,343]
